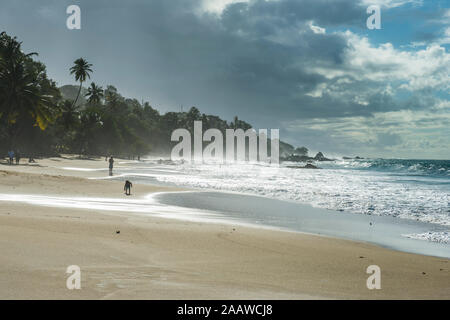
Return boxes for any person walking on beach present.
[124,180,132,195]
[109,156,114,172]
[7,150,14,165]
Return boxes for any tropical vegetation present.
[0,32,304,160]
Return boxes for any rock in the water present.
[286,164,320,169]
[314,152,332,161]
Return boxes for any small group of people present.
[6,150,35,165]
[7,150,20,165]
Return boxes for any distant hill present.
[59,85,88,107]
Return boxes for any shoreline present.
[0,156,449,299]
[1,186,448,259]
[153,191,450,259]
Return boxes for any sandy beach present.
[0,156,448,299]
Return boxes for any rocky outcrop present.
[281,151,333,163]
[287,163,320,169]
[314,152,332,161]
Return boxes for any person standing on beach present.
[124,180,132,195]
[15,150,21,165]
[109,156,114,172]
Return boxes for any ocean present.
[108,158,450,247]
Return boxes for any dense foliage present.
[0,32,259,159]
[0,32,61,157]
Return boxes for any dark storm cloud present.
[1,0,447,157]
[221,0,365,29]
[0,0,369,122]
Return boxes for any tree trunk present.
[72,82,83,109]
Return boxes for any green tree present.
[60,100,80,131]
[75,107,102,155]
[294,146,309,156]
[0,32,59,149]
[69,58,92,108]
[186,106,201,132]
[86,82,104,105]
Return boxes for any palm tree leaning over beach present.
[86,82,103,105]
[69,58,93,109]
[0,32,56,132]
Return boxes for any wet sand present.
[0,156,448,299]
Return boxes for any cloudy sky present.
[1,0,449,159]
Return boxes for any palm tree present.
[85,82,103,105]
[60,100,80,131]
[69,58,92,108]
[104,85,120,106]
[0,32,56,132]
[233,116,239,129]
